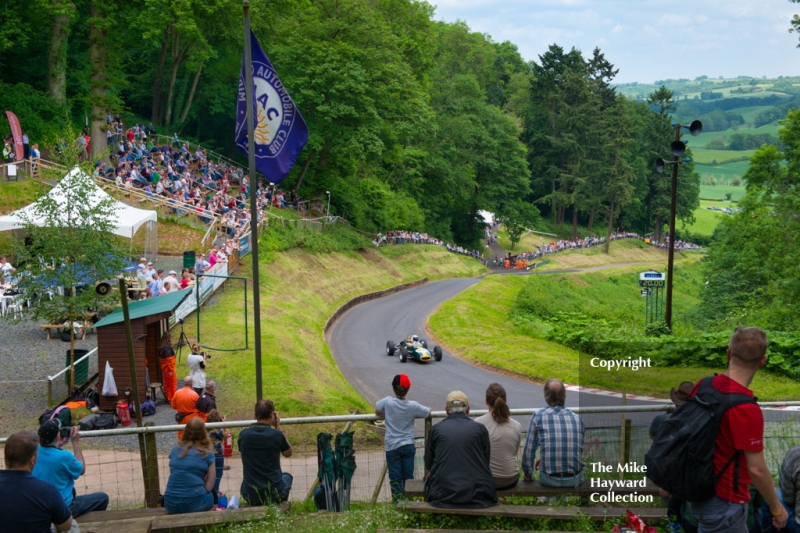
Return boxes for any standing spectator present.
[163,270,180,293]
[22,131,29,160]
[522,378,584,488]
[206,409,227,496]
[148,271,161,298]
[172,132,180,148]
[171,376,200,441]
[689,328,788,532]
[75,134,86,160]
[30,144,40,176]
[136,257,148,289]
[758,443,800,533]
[424,391,497,509]
[195,380,217,420]
[475,383,521,489]
[187,344,207,395]
[163,418,216,514]
[1,431,74,533]
[195,253,211,276]
[238,400,293,508]
[158,331,178,403]
[32,423,109,518]
[374,374,430,502]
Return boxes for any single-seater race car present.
[386,334,442,363]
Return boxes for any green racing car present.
[386,334,443,363]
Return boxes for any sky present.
[431,0,800,84]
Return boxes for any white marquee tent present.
[0,167,158,254]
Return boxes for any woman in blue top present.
[164,418,216,514]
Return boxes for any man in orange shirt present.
[171,376,199,440]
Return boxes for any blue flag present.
[235,30,308,184]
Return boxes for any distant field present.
[695,161,751,184]
[698,183,746,200]
[692,148,755,164]
[684,199,732,236]
[681,85,789,99]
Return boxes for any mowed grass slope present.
[180,244,486,426]
[429,265,800,400]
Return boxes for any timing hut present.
[93,289,192,411]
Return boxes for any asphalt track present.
[327,274,665,429]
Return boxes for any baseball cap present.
[169,270,177,275]
[147,262,153,266]
[446,390,468,408]
[38,420,60,443]
[670,381,695,406]
[392,374,411,390]
[140,257,147,263]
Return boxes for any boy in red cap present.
[375,373,430,502]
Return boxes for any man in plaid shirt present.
[522,378,585,487]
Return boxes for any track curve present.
[327,276,662,428]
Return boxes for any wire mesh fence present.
[1,406,798,509]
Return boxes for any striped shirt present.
[522,405,584,479]
[780,444,800,523]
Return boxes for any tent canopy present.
[0,166,157,239]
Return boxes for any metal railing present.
[46,348,99,407]
[1,403,798,508]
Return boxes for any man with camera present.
[238,400,293,509]
[32,422,109,518]
[187,344,209,395]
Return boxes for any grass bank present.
[179,237,486,439]
[0,180,48,256]
[428,266,799,400]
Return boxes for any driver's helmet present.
[412,335,419,342]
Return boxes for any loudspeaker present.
[95,281,112,296]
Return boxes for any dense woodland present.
[0,0,703,248]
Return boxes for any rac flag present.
[235,30,308,184]
[5,111,24,161]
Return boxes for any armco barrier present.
[324,278,428,334]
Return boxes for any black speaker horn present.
[655,157,679,173]
[686,120,703,136]
[95,280,113,296]
[670,141,686,157]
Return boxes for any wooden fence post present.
[371,461,388,504]
[141,423,161,508]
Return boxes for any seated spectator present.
[238,400,293,507]
[375,374,430,502]
[1,430,74,532]
[758,442,800,533]
[32,422,109,518]
[424,391,497,509]
[522,378,584,488]
[163,418,216,514]
[475,383,521,489]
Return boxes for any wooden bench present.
[397,501,666,521]
[40,324,87,340]
[80,505,277,533]
[404,478,662,499]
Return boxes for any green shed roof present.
[94,288,193,328]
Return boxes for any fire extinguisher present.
[223,430,233,457]
[116,400,132,427]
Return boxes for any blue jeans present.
[70,492,109,518]
[242,473,293,505]
[386,443,416,502]
[691,496,747,533]
[214,452,224,494]
[758,489,800,533]
[164,491,214,514]
[539,469,584,488]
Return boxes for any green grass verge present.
[180,242,486,441]
[428,268,800,400]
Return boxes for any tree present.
[8,129,126,389]
[498,201,540,250]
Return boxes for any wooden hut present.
[94,289,192,411]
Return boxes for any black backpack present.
[644,376,756,502]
